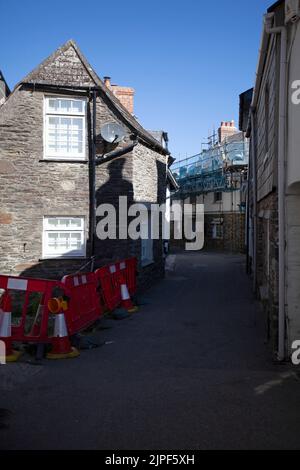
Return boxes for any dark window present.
[214,192,223,203]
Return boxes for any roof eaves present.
[267,0,284,13]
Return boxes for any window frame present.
[214,192,223,204]
[212,223,224,240]
[43,95,87,161]
[42,216,86,259]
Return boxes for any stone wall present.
[204,212,246,253]
[250,27,280,352]
[256,192,279,351]
[169,210,246,254]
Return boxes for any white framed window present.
[43,217,86,258]
[44,96,86,160]
[212,223,223,240]
[141,213,154,267]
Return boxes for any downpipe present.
[250,108,258,290]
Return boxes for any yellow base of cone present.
[46,347,80,360]
[128,306,139,314]
[6,350,23,363]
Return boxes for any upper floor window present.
[44,97,86,160]
[214,192,223,203]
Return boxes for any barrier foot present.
[128,306,139,314]
[46,347,80,360]
[6,350,23,363]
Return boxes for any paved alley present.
[1,252,300,450]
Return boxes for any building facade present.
[0,40,170,289]
[172,121,248,253]
[245,0,300,359]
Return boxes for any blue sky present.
[0,0,272,161]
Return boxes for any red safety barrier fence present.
[96,257,138,312]
[95,266,122,312]
[61,272,103,336]
[0,257,138,360]
[107,258,137,296]
[0,274,62,343]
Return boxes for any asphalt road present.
[1,251,300,450]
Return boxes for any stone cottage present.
[244,0,300,360]
[0,40,171,288]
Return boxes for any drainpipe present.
[250,108,257,289]
[264,13,288,361]
[90,90,97,265]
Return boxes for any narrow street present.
[1,252,300,450]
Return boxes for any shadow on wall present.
[94,157,135,265]
[18,157,136,281]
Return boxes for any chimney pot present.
[104,76,111,87]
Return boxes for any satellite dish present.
[100,122,127,144]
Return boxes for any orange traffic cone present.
[0,291,22,362]
[47,300,79,360]
[120,284,138,314]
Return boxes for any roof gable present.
[22,40,96,87]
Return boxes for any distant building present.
[172,120,249,253]
[218,120,238,143]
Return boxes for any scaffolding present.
[172,137,249,196]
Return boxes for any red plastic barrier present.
[95,267,122,312]
[0,257,137,354]
[61,272,103,336]
[123,258,138,296]
[0,274,62,343]
[107,258,137,296]
[96,257,137,312]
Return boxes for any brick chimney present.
[218,120,238,143]
[103,76,135,114]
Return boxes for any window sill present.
[141,259,155,268]
[40,159,88,163]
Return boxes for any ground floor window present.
[43,217,86,258]
[212,222,224,240]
